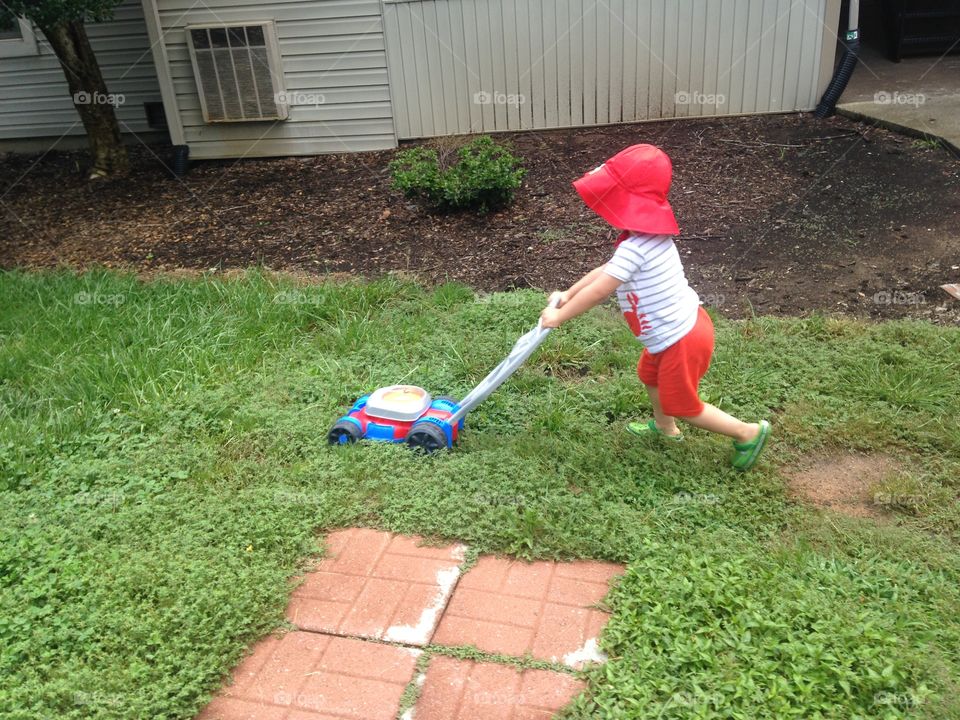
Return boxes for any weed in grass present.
[538,229,568,243]
[911,137,942,151]
[536,222,607,245]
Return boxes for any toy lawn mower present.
[328,300,557,453]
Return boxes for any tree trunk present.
[40,20,128,178]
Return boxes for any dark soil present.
[2,114,958,322]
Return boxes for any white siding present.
[384,0,832,139]
[0,0,162,141]
[152,0,397,158]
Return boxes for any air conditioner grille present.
[187,23,288,123]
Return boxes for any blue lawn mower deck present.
[328,301,557,453]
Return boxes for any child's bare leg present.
[646,385,681,436]
[679,403,759,443]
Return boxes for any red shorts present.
[637,306,715,417]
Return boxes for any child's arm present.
[541,265,621,328]
[556,265,606,304]
[547,264,608,309]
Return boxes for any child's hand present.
[540,307,564,328]
[549,290,570,308]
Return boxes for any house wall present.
[383,0,836,139]
[0,0,163,144]
[5,0,837,157]
[148,0,397,159]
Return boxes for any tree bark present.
[40,20,128,177]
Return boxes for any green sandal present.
[731,420,771,471]
[626,419,684,441]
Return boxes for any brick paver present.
[198,631,420,720]
[287,528,466,645]
[432,556,622,668]
[197,530,623,720]
[409,655,587,720]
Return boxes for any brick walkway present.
[198,528,624,720]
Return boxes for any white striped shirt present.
[603,233,700,353]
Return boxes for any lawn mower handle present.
[446,296,560,426]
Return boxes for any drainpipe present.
[814,0,860,118]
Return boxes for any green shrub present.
[389,135,526,212]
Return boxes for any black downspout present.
[815,0,861,118]
[171,145,190,177]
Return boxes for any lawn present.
[1,269,958,719]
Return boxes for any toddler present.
[540,144,770,470]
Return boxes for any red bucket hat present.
[572,144,679,236]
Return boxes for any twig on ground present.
[718,131,864,149]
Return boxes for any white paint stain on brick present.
[450,543,467,561]
[384,565,462,645]
[562,637,607,668]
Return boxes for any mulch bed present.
[2,113,958,322]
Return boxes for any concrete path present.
[837,42,960,153]
[197,528,624,720]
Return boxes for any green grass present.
[1,269,958,719]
